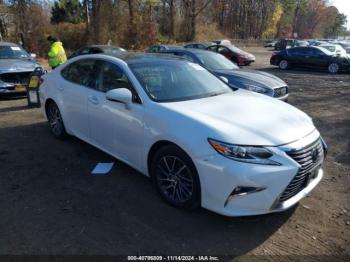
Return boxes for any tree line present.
[0,0,348,54]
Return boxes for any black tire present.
[46,101,67,139]
[151,145,201,209]
[279,59,289,70]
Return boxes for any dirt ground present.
[0,47,349,261]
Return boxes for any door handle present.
[88,95,99,105]
[57,85,64,91]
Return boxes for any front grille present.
[0,72,32,85]
[273,86,288,98]
[279,139,324,202]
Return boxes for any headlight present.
[244,84,269,94]
[208,138,280,165]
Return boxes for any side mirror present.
[30,53,37,58]
[106,88,132,104]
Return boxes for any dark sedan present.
[0,42,42,95]
[161,48,288,100]
[206,44,255,66]
[145,44,180,53]
[270,46,350,73]
[69,45,127,59]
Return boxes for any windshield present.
[0,46,30,59]
[196,52,239,71]
[130,60,232,102]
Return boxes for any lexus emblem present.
[311,148,319,162]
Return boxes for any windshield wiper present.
[208,91,227,97]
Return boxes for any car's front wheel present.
[279,59,289,70]
[151,145,201,209]
[328,63,339,74]
[46,101,67,139]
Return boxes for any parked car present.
[0,42,42,95]
[40,53,327,216]
[274,39,298,50]
[295,40,309,47]
[69,45,127,59]
[338,42,350,54]
[264,40,277,48]
[211,39,232,45]
[309,40,328,46]
[162,48,288,100]
[145,45,180,53]
[319,44,347,55]
[206,44,255,66]
[270,46,350,73]
[183,42,212,49]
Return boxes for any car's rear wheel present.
[151,145,201,209]
[279,59,289,70]
[46,102,67,139]
[328,63,339,74]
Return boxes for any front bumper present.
[0,86,27,94]
[194,130,324,216]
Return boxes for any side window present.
[61,59,98,88]
[89,47,103,54]
[207,46,217,52]
[97,62,128,92]
[311,48,322,56]
[218,46,229,54]
[303,48,314,56]
[79,48,90,55]
[150,46,159,52]
[288,48,301,56]
[97,61,141,103]
[159,46,166,51]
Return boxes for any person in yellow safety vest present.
[47,36,67,69]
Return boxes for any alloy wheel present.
[279,60,288,70]
[155,155,194,204]
[47,103,64,137]
[328,63,339,74]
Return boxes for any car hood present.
[0,59,39,73]
[214,69,286,89]
[161,90,315,146]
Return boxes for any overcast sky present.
[329,0,350,30]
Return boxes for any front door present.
[87,60,144,167]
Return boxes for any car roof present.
[110,52,186,65]
[162,48,211,55]
[80,45,122,49]
[0,42,21,47]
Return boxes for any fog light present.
[224,186,266,207]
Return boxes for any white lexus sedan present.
[39,53,327,216]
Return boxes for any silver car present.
[0,42,42,95]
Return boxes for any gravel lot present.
[0,47,349,260]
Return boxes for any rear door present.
[287,47,308,67]
[59,59,97,141]
[308,48,329,68]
